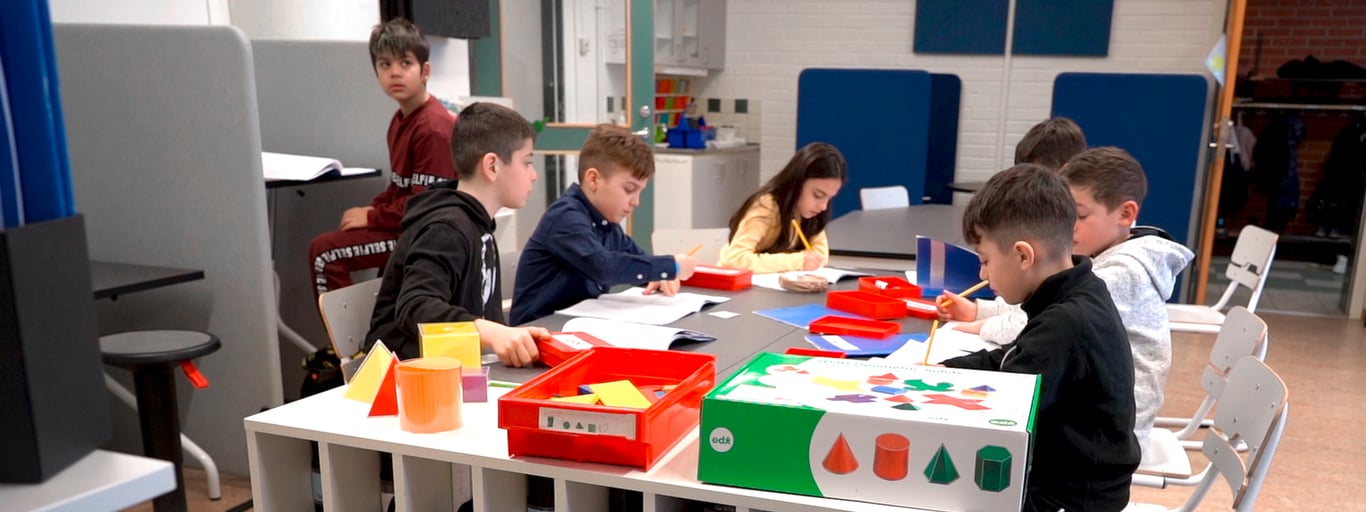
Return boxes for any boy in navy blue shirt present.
[511,125,697,325]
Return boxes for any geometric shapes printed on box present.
[913,0,1008,55]
[923,393,990,411]
[960,389,989,399]
[874,433,910,481]
[822,434,859,475]
[892,403,921,412]
[884,394,915,404]
[924,444,959,485]
[871,385,907,395]
[590,380,653,409]
[395,357,464,433]
[904,379,953,392]
[829,394,879,404]
[974,445,1012,492]
[813,376,862,391]
[970,384,996,393]
[867,372,899,386]
[366,358,400,417]
[343,342,395,403]
[418,321,482,372]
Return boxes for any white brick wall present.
[700,0,1225,185]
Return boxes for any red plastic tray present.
[683,265,753,291]
[808,315,900,338]
[826,290,907,320]
[903,297,940,319]
[499,347,717,470]
[537,332,611,368]
[858,276,923,299]
[784,347,848,359]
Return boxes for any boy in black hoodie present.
[365,102,545,366]
[940,164,1140,512]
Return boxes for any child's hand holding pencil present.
[922,280,989,366]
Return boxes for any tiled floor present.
[1205,256,1348,316]
[127,311,1365,511]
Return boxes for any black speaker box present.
[0,214,111,483]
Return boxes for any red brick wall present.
[1225,0,1366,240]
[1239,0,1366,76]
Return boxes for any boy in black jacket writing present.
[366,102,545,365]
[940,163,1140,511]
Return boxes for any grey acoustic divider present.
[251,40,397,397]
[55,24,281,477]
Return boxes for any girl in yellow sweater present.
[718,142,847,272]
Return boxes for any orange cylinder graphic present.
[396,357,464,433]
[873,433,909,481]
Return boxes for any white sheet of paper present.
[560,317,691,351]
[554,287,731,325]
[883,322,994,365]
[708,311,741,319]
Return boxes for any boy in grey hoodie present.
[938,147,1194,440]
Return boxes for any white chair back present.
[318,278,382,381]
[859,185,910,210]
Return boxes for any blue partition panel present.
[1052,72,1212,298]
[925,74,962,204]
[0,0,74,225]
[797,69,933,218]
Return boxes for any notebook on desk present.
[555,287,731,326]
[261,151,377,182]
[559,317,716,351]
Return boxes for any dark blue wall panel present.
[1014,0,1114,56]
[914,0,1009,55]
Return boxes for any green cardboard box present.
[698,353,1039,511]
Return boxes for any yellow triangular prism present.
[343,343,395,403]
[589,380,651,409]
[550,393,600,405]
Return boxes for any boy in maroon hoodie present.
[308,17,457,296]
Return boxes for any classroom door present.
[472,0,657,246]
[1192,0,1249,304]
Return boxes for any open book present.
[881,322,996,365]
[261,151,376,182]
[561,317,715,351]
[555,287,731,325]
[750,267,872,291]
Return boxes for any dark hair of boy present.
[369,17,430,66]
[1014,117,1087,170]
[727,142,848,253]
[1060,146,1148,210]
[450,102,538,180]
[577,124,655,181]
[962,163,1076,258]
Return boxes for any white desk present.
[0,450,175,512]
[245,385,932,512]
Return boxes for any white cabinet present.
[654,0,726,70]
[653,146,760,231]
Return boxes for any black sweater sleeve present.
[395,222,480,340]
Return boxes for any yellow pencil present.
[923,319,940,366]
[937,279,990,308]
[686,244,703,257]
[790,219,813,251]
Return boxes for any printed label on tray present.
[905,300,937,313]
[551,334,594,351]
[538,407,637,440]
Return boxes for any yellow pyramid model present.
[343,343,395,403]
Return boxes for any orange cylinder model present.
[396,357,463,433]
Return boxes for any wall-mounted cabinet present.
[655,0,726,71]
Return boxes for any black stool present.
[101,330,221,512]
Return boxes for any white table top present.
[246,386,930,512]
[0,450,175,512]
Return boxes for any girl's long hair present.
[728,142,847,253]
